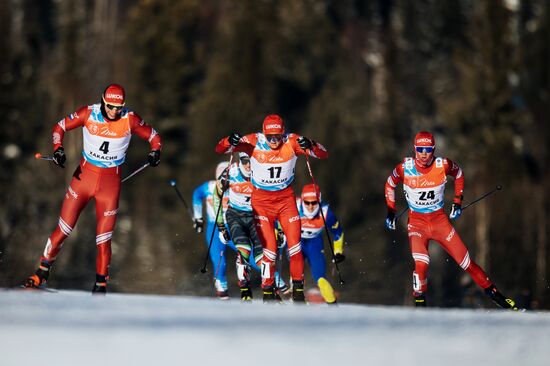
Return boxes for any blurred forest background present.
[1,0,549,309]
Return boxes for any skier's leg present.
[226,209,252,289]
[253,209,278,289]
[433,218,492,290]
[92,171,121,292]
[278,203,303,283]
[41,166,93,264]
[306,237,336,303]
[408,221,430,306]
[278,196,305,302]
[24,165,93,288]
[434,217,518,309]
[205,221,228,297]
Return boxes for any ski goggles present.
[240,157,250,164]
[415,146,435,153]
[266,134,283,143]
[303,200,319,206]
[106,104,124,111]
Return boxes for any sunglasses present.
[266,134,283,143]
[303,201,319,206]
[415,146,435,153]
[240,158,250,164]
[106,104,124,111]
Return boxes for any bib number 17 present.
[267,166,282,179]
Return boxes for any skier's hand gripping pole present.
[36,152,150,183]
[393,185,502,224]
[304,153,345,285]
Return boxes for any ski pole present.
[395,185,502,222]
[462,185,502,210]
[200,154,234,274]
[37,152,149,183]
[121,162,150,183]
[304,153,345,285]
[169,179,194,222]
[34,152,54,161]
[396,206,408,219]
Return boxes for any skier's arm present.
[215,133,256,155]
[129,112,162,151]
[212,188,225,226]
[52,106,90,151]
[213,168,230,226]
[291,134,328,159]
[325,206,344,255]
[445,158,464,205]
[192,182,209,220]
[385,163,404,213]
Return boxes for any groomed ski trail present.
[0,290,548,366]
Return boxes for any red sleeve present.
[289,134,329,159]
[129,112,162,151]
[52,106,90,151]
[444,158,464,205]
[385,162,404,213]
[215,133,256,156]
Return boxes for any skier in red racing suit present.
[215,114,328,302]
[23,84,162,294]
[384,131,519,310]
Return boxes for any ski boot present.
[414,292,427,307]
[214,279,229,300]
[318,277,337,304]
[292,280,305,303]
[484,285,519,311]
[263,286,276,303]
[22,261,51,289]
[240,286,253,302]
[92,274,107,295]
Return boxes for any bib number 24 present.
[419,190,435,200]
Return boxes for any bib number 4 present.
[99,141,110,154]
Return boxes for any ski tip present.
[169,179,176,186]
[34,152,42,159]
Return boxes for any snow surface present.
[1,290,549,366]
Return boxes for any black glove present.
[333,253,346,264]
[217,223,231,244]
[53,146,66,168]
[297,136,313,150]
[276,229,286,249]
[219,175,230,192]
[228,132,242,147]
[385,211,396,231]
[193,218,204,234]
[148,150,161,167]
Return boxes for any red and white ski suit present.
[385,157,492,294]
[216,133,328,287]
[41,104,161,277]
